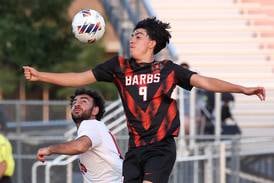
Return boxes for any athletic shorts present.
[123,137,176,183]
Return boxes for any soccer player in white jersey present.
[36,88,123,183]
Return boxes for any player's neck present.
[76,122,81,129]
[135,56,154,64]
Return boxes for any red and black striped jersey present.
[93,56,196,148]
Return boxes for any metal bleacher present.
[148,0,274,137]
[238,0,274,65]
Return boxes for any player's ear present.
[92,106,99,116]
[148,40,156,49]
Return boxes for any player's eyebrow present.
[79,96,90,100]
[131,31,148,37]
[72,96,90,104]
[135,31,145,35]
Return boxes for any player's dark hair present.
[180,62,190,69]
[134,17,171,54]
[70,88,105,120]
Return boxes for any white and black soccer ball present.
[72,9,105,43]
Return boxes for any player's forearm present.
[204,77,245,93]
[48,143,86,155]
[193,75,245,93]
[38,72,83,86]
[38,71,95,87]
[46,136,91,156]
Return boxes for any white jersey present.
[77,120,123,183]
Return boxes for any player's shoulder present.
[90,120,108,130]
[154,59,177,70]
[156,59,174,66]
[104,55,132,69]
[80,119,101,127]
[79,120,108,135]
[110,54,132,62]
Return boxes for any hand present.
[36,147,51,162]
[243,87,266,101]
[0,161,7,174]
[23,66,40,81]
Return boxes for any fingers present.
[23,66,38,81]
[36,153,45,162]
[257,87,266,101]
[23,66,33,80]
[36,147,50,162]
[253,87,265,101]
[36,151,46,162]
[245,87,266,101]
[257,93,263,101]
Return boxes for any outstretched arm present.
[23,66,96,87]
[36,136,92,162]
[190,74,265,101]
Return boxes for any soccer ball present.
[72,9,105,43]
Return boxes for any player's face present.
[130,28,155,62]
[71,94,95,123]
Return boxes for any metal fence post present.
[231,138,240,183]
[67,162,73,183]
[189,89,196,148]
[15,103,23,183]
[178,87,187,157]
[215,93,221,142]
[45,163,52,183]
[220,142,226,183]
[204,145,213,183]
[193,146,199,183]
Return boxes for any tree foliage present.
[0,0,118,100]
[52,43,118,100]
[0,0,76,68]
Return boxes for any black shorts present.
[123,137,176,183]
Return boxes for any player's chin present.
[129,47,135,54]
[72,113,81,119]
[72,109,82,115]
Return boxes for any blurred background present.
[0,0,274,182]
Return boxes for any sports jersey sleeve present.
[92,56,118,82]
[0,143,7,161]
[173,63,197,91]
[77,121,101,148]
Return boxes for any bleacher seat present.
[149,0,274,136]
[238,0,274,60]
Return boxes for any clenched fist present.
[23,66,39,81]
[36,147,51,162]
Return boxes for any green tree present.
[0,0,117,100]
[52,42,118,100]
[0,0,77,98]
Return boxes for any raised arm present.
[23,66,96,87]
[190,74,265,101]
[36,136,92,162]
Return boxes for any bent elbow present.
[75,144,89,154]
